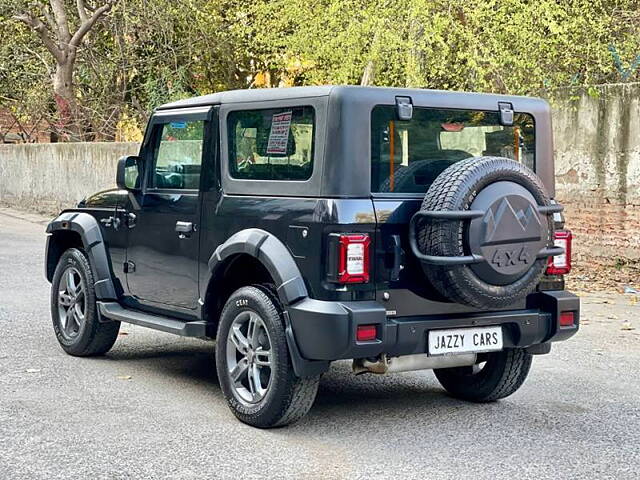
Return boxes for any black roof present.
[157,86,335,110]
[156,85,541,111]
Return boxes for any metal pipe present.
[353,353,477,375]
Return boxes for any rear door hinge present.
[498,102,514,126]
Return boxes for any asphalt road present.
[1,209,639,480]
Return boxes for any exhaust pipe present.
[353,353,476,375]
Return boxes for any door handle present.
[100,216,120,229]
[175,221,194,239]
[175,221,193,233]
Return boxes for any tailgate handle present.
[389,234,404,282]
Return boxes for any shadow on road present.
[89,339,491,428]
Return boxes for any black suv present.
[45,86,579,427]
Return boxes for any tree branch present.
[24,45,54,76]
[69,1,115,48]
[13,13,65,64]
[49,0,71,45]
[40,4,58,37]
[76,0,89,24]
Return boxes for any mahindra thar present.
[45,86,579,427]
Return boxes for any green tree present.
[246,0,640,93]
[10,0,115,140]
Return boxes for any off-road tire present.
[51,248,120,356]
[418,156,553,309]
[215,285,319,428]
[434,348,533,402]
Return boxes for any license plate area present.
[428,326,503,356]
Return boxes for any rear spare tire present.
[417,156,554,309]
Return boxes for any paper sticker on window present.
[266,111,292,155]
[170,121,187,129]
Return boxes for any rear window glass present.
[371,106,535,194]
[228,106,315,181]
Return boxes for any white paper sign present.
[266,111,292,155]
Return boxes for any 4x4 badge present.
[491,246,532,267]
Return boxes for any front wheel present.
[215,286,319,428]
[51,248,120,356]
[434,348,532,402]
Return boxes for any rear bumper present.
[286,290,579,361]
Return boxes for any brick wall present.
[0,109,51,143]
[553,83,640,264]
[560,201,640,263]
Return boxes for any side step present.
[97,302,208,338]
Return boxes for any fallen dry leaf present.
[621,321,635,331]
[567,261,640,294]
[116,375,132,380]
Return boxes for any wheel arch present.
[203,229,327,377]
[205,229,308,309]
[46,211,117,300]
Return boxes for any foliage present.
[1,0,640,141]
[248,0,640,92]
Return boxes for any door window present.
[151,120,204,190]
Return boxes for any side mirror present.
[116,155,142,190]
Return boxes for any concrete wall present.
[553,83,640,262]
[0,142,138,214]
[1,83,639,264]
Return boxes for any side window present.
[227,106,314,181]
[151,120,204,190]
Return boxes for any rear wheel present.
[51,248,120,356]
[434,348,532,402]
[215,286,319,428]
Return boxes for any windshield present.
[370,106,535,194]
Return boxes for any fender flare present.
[46,211,117,300]
[207,229,328,377]
[207,228,308,306]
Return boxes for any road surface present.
[1,208,639,479]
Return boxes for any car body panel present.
[45,86,576,369]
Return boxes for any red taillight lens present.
[338,234,371,284]
[547,230,572,275]
[559,311,575,327]
[356,324,378,342]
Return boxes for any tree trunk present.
[361,61,375,86]
[14,1,115,142]
[52,60,83,141]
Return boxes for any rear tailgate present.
[372,198,526,317]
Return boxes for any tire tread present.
[51,248,120,357]
[418,156,552,308]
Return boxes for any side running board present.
[97,302,208,338]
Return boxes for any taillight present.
[356,324,378,342]
[547,230,572,275]
[337,234,371,284]
[559,311,575,327]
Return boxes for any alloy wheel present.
[57,266,86,339]
[226,310,273,405]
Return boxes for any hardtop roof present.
[155,85,544,111]
[156,86,336,110]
